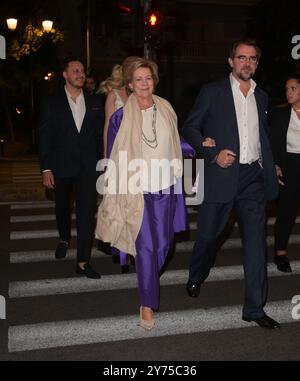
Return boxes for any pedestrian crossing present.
[9,262,299,298]
[0,162,42,185]
[11,162,41,184]
[4,201,300,358]
[8,300,295,353]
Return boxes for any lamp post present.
[6,18,53,152]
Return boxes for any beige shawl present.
[95,93,182,256]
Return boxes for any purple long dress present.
[107,108,195,309]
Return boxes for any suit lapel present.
[281,106,292,137]
[223,78,240,134]
[254,89,267,133]
[59,89,80,134]
[80,92,91,134]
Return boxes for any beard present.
[237,67,254,81]
[69,78,85,89]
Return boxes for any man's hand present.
[216,149,236,168]
[42,171,55,189]
[202,137,216,147]
[275,165,285,186]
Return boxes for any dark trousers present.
[274,153,300,251]
[54,171,97,263]
[189,161,267,318]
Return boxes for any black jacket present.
[183,77,278,202]
[269,104,292,172]
[39,89,104,178]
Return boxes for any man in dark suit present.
[183,39,280,328]
[39,57,104,278]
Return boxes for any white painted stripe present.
[13,173,42,180]
[12,172,39,175]
[13,180,41,183]
[10,212,300,229]
[9,222,300,249]
[8,261,300,298]
[10,248,109,263]
[9,231,300,263]
[8,300,297,352]
[10,228,76,240]
[189,217,300,230]
[10,214,76,223]
[10,202,54,210]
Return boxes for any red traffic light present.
[149,13,157,26]
[146,10,163,28]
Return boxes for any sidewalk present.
[0,138,46,202]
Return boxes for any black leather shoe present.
[243,314,280,329]
[76,263,101,279]
[55,241,69,259]
[274,255,292,273]
[186,281,201,297]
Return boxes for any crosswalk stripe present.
[10,229,77,240]
[9,224,300,249]
[10,214,76,223]
[10,248,109,263]
[8,202,194,214]
[9,231,300,264]
[8,300,297,352]
[10,213,300,225]
[8,261,299,298]
[13,176,41,179]
[13,179,41,184]
[10,202,54,210]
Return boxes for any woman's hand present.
[202,137,216,147]
[275,164,285,185]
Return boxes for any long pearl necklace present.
[142,103,158,149]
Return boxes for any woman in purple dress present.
[96,57,212,330]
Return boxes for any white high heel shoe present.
[139,307,155,330]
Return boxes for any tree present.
[0,0,64,143]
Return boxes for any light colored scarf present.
[95,93,182,256]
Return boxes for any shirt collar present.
[230,73,256,93]
[64,86,84,102]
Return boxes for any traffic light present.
[144,10,163,48]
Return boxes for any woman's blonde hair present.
[99,64,124,94]
[122,57,159,94]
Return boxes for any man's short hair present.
[229,39,262,61]
[61,56,85,72]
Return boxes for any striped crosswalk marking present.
[8,300,295,353]
[6,200,300,356]
[10,214,300,225]
[9,261,299,298]
[10,202,54,210]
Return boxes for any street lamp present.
[6,18,18,31]
[6,18,53,151]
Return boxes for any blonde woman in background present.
[99,64,128,158]
[98,58,138,272]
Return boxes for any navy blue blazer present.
[38,89,104,178]
[183,77,278,202]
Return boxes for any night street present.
[1,0,300,368]
[0,159,299,361]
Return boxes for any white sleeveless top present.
[287,109,300,154]
[113,89,125,111]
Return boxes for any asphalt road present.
[0,199,300,365]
